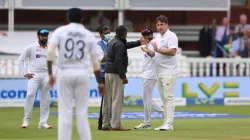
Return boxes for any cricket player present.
[18,29,57,129]
[141,15,178,131]
[47,8,104,140]
[134,28,164,129]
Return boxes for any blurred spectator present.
[244,28,250,57]
[235,14,250,34]
[231,32,248,58]
[245,28,250,39]
[222,25,238,52]
[90,11,112,31]
[215,17,230,44]
[199,25,213,57]
[113,19,134,32]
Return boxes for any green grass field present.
[0,106,250,140]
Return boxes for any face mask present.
[39,39,48,45]
[104,34,111,42]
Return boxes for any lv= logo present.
[182,82,239,98]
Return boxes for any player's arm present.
[152,35,178,56]
[126,40,141,49]
[89,37,105,96]
[155,47,177,56]
[141,44,155,57]
[47,43,56,76]
[52,53,58,77]
[91,54,102,82]
[18,46,33,79]
[47,29,60,77]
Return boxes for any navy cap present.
[141,28,153,35]
[37,29,49,36]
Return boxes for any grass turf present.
[0,106,250,140]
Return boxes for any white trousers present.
[142,79,164,125]
[58,73,91,140]
[23,72,50,124]
[157,74,177,126]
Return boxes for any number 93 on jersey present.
[64,38,85,60]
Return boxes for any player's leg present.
[38,73,52,128]
[154,75,165,130]
[102,73,112,130]
[22,74,40,128]
[111,74,127,130]
[155,74,176,131]
[162,74,176,129]
[58,74,74,140]
[147,80,163,113]
[74,75,91,140]
[151,98,164,113]
[135,79,155,129]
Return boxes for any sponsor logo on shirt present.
[36,54,47,58]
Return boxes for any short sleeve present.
[168,34,178,49]
[49,28,60,46]
[87,34,98,55]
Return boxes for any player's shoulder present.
[23,42,38,52]
[168,30,177,36]
[27,42,39,48]
[83,28,95,38]
[53,25,67,34]
[168,30,178,39]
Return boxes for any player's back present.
[53,23,97,75]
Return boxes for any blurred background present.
[0,0,250,107]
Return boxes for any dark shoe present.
[112,128,130,131]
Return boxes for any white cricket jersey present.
[154,29,179,75]
[18,42,56,75]
[142,41,157,80]
[49,23,97,74]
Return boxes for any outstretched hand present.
[140,38,147,45]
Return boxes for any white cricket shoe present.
[154,124,173,131]
[134,123,151,129]
[38,123,53,129]
[21,121,30,129]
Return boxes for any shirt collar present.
[161,29,169,37]
[102,40,107,45]
[37,41,48,49]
